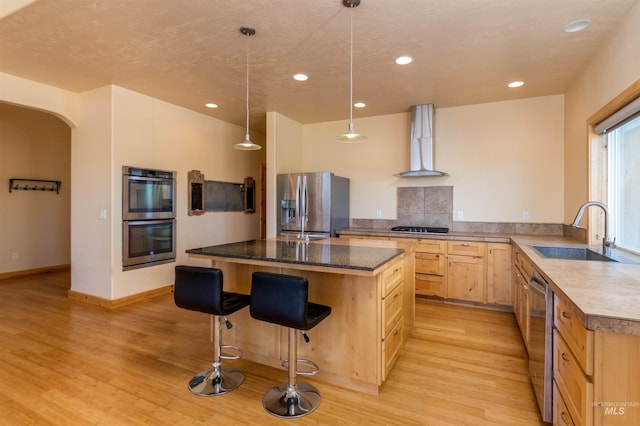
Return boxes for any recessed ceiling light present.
[563,19,591,33]
[205,103,218,108]
[508,81,524,88]
[293,73,308,81]
[395,56,413,65]
[354,102,366,108]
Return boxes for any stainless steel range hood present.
[395,104,446,177]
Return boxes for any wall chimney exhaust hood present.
[395,104,446,177]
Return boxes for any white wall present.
[564,0,640,223]
[1,76,264,299]
[265,111,304,237]
[438,96,564,223]
[303,113,410,221]
[0,72,77,127]
[0,103,71,274]
[71,86,114,299]
[109,87,263,299]
[300,95,565,223]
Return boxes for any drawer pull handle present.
[561,352,571,362]
[560,411,572,425]
[562,311,571,319]
[461,243,470,247]
[393,293,399,299]
[393,329,399,336]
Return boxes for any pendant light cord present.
[245,42,250,138]
[348,6,353,129]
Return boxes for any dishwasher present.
[528,269,553,423]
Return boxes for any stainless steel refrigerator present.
[277,172,349,238]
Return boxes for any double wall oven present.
[122,166,176,270]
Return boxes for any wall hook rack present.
[9,178,62,194]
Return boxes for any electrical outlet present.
[457,211,464,220]
[12,252,19,261]
[375,210,382,218]
[523,211,529,221]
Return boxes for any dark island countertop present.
[186,238,408,274]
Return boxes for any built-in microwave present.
[123,219,176,270]
[123,166,176,220]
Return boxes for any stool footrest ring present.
[280,358,320,376]
[220,345,242,360]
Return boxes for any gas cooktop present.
[391,226,449,234]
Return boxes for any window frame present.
[587,79,640,249]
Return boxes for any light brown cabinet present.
[380,258,405,380]
[513,246,533,349]
[487,243,513,305]
[339,234,512,307]
[553,291,640,425]
[414,240,446,297]
[446,241,486,303]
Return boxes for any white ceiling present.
[0,0,636,131]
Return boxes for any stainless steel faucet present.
[571,201,616,255]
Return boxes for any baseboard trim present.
[0,264,70,281]
[68,285,174,309]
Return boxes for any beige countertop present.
[338,228,640,335]
[511,235,640,336]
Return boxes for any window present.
[607,114,640,254]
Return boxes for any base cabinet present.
[553,290,640,425]
[447,253,485,302]
[380,258,405,380]
[415,240,446,297]
[513,247,533,349]
[487,243,513,305]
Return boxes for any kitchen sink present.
[532,245,617,262]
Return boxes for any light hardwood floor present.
[0,271,546,425]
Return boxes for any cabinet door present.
[487,243,513,305]
[447,254,485,302]
[415,252,445,275]
[415,273,445,297]
[514,270,530,349]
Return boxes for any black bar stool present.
[174,265,250,396]
[250,271,331,418]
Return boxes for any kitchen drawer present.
[415,252,445,275]
[415,273,445,297]
[554,293,594,375]
[447,241,486,257]
[554,330,593,426]
[514,248,534,278]
[415,240,446,254]
[381,259,403,297]
[553,381,577,426]
[382,320,403,380]
[382,284,403,337]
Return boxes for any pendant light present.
[234,26,262,151]
[337,0,366,142]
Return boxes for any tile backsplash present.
[351,186,565,236]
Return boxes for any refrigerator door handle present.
[302,176,308,224]
[295,176,301,227]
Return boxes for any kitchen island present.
[186,237,415,395]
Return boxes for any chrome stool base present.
[188,365,245,396]
[262,382,321,418]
